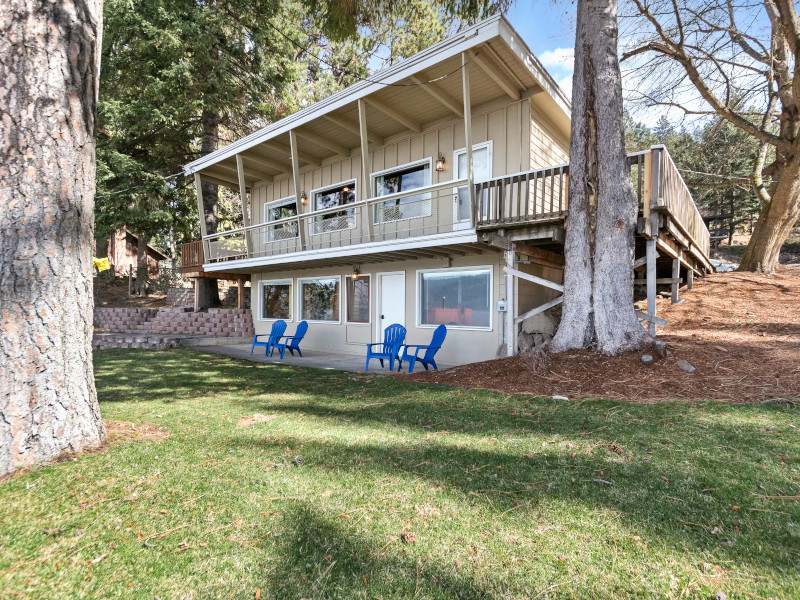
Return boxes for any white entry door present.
[454,142,493,229]
[378,272,405,341]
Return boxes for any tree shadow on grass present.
[223,404,799,584]
[258,502,486,600]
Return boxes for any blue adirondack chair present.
[250,320,287,356]
[365,324,406,372]
[271,321,309,359]
[397,324,447,373]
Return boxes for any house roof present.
[183,14,571,183]
[122,229,168,261]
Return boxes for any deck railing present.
[200,179,467,263]
[179,240,204,271]
[475,145,710,258]
[194,146,710,265]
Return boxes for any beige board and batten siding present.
[250,98,532,236]
[249,252,508,366]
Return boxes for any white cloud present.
[557,75,573,98]
[537,47,574,99]
[537,47,575,72]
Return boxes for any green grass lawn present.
[1,350,798,599]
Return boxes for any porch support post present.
[687,264,694,289]
[289,130,307,249]
[646,237,657,336]
[505,250,516,357]
[235,154,252,257]
[237,277,245,309]
[193,173,210,262]
[461,52,476,229]
[358,99,374,242]
[671,247,682,303]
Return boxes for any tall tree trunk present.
[195,109,221,309]
[134,233,149,296]
[549,0,651,355]
[739,156,800,271]
[0,0,106,477]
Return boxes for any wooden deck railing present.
[179,240,204,271]
[475,145,711,259]
[186,145,710,266]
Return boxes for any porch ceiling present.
[192,19,570,188]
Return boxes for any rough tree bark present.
[195,109,221,309]
[0,0,107,476]
[549,0,651,355]
[134,233,149,296]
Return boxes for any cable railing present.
[201,178,468,263]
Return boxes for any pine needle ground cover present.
[1,350,797,599]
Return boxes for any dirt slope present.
[404,267,800,403]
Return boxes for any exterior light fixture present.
[352,265,360,279]
[436,153,446,172]
[300,191,308,204]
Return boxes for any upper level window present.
[312,181,357,234]
[372,160,431,223]
[264,197,298,241]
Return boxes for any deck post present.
[235,154,252,257]
[237,277,245,309]
[646,237,657,336]
[193,173,210,262]
[461,52,476,229]
[671,248,682,303]
[505,250,516,357]
[687,265,694,290]
[358,99,374,242]
[289,130,308,250]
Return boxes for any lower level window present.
[346,275,370,323]
[419,269,491,328]
[300,277,340,322]
[261,280,292,320]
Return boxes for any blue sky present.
[505,1,576,96]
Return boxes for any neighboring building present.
[96,228,167,276]
[182,15,712,365]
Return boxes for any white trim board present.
[201,231,480,272]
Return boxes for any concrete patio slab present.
[188,343,455,374]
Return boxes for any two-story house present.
[182,15,712,366]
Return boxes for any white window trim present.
[416,265,493,331]
[263,195,298,243]
[370,158,433,225]
[263,195,297,222]
[453,141,494,224]
[309,179,359,237]
[258,278,293,322]
[345,274,371,325]
[297,275,343,324]
[453,141,494,181]
[309,179,358,212]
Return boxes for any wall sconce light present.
[300,191,308,204]
[351,265,360,279]
[436,152,446,172]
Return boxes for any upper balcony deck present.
[194,145,712,276]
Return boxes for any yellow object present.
[93,257,111,272]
